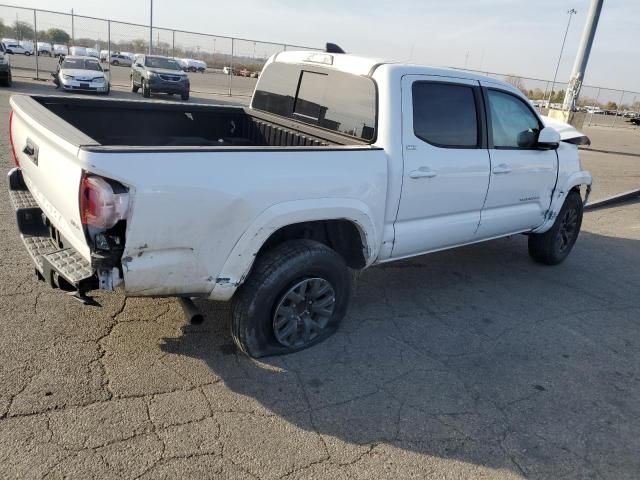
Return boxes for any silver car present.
[110,53,133,67]
[55,56,110,94]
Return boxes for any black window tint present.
[412,82,478,147]
[487,90,541,148]
[252,63,376,141]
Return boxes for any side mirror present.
[537,127,561,150]
[517,130,537,148]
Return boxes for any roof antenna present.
[325,43,346,54]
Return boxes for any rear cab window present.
[252,62,377,142]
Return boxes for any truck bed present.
[33,96,360,148]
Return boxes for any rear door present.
[392,75,491,258]
[476,85,558,238]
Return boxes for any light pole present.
[548,8,577,108]
[149,0,153,55]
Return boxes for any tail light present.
[80,173,129,229]
[9,111,19,167]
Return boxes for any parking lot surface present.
[1,80,639,479]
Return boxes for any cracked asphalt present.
[1,81,640,479]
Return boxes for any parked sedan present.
[54,56,110,94]
[110,53,133,67]
[2,42,31,55]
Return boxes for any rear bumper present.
[8,168,97,293]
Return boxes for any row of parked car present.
[51,52,191,101]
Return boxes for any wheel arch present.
[533,170,592,234]
[209,198,379,301]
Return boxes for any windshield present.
[145,56,181,70]
[62,58,102,71]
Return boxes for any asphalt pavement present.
[1,79,639,480]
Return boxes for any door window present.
[412,82,479,148]
[487,90,541,148]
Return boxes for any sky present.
[11,0,640,93]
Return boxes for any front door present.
[476,85,558,238]
[392,75,491,258]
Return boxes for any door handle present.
[409,167,437,179]
[492,164,512,174]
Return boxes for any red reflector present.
[9,111,19,167]
[80,174,129,229]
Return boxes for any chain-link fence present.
[0,4,319,98]
[1,3,639,123]
[452,68,640,130]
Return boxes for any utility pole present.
[562,0,604,111]
[71,9,74,44]
[548,8,577,107]
[149,0,153,55]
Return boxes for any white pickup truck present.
[8,49,592,357]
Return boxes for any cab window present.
[487,90,541,148]
[412,82,479,148]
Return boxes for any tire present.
[142,80,151,98]
[130,76,139,93]
[112,60,119,66]
[25,51,30,56]
[181,92,189,101]
[231,239,352,358]
[104,84,110,95]
[528,190,583,265]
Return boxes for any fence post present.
[611,90,625,127]
[588,87,601,126]
[283,44,287,51]
[33,9,39,79]
[228,38,234,96]
[172,30,175,58]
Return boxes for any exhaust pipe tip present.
[179,297,204,324]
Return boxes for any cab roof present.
[272,50,516,92]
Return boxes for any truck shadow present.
[161,230,640,477]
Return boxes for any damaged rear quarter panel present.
[81,147,387,298]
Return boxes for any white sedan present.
[55,56,110,94]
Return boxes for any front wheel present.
[528,191,583,265]
[130,76,139,93]
[25,51,31,56]
[142,80,151,98]
[231,240,352,358]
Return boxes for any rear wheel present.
[528,191,583,265]
[231,240,352,358]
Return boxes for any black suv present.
[131,55,190,101]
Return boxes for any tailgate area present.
[8,168,96,294]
